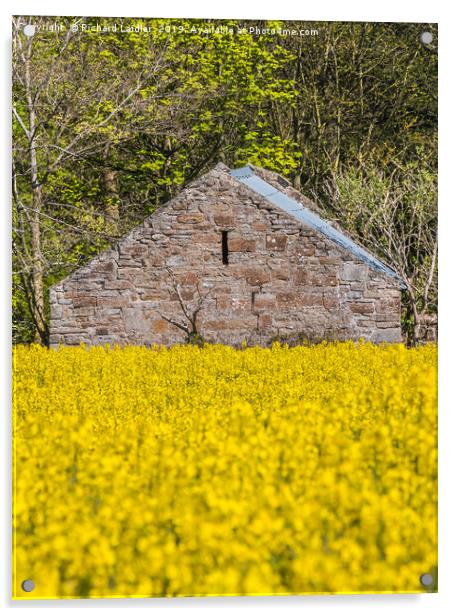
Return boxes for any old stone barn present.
[49,163,405,348]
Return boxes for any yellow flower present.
[13,341,437,598]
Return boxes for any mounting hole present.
[21,579,35,592]
[420,32,433,45]
[23,25,36,37]
[420,573,434,587]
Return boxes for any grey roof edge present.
[230,166,407,289]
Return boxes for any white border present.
[2,1,456,614]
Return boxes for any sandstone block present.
[152,319,170,333]
[266,234,288,251]
[301,293,324,307]
[371,328,402,343]
[99,296,130,308]
[175,272,199,285]
[318,257,340,266]
[92,260,115,274]
[323,293,340,311]
[177,213,205,224]
[376,321,398,329]
[251,221,269,231]
[214,213,235,227]
[271,270,289,282]
[276,292,296,308]
[73,296,96,308]
[253,293,276,310]
[242,267,270,286]
[74,307,96,317]
[341,263,368,282]
[231,296,251,312]
[104,280,134,291]
[229,237,257,252]
[349,302,375,314]
[216,296,231,311]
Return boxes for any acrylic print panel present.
[12,16,438,599]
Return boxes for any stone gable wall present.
[49,164,402,347]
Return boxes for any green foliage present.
[235,132,302,175]
[12,17,437,344]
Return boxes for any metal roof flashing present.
[230,165,255,180]
[229,166,406,289]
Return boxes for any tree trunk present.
[29,178,46,343]
[25,41,47,344]
[293,172,302,190]
[409,295,421,347]
[103,146,120,235]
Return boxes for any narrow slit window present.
[221,230,229,265]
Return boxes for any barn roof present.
[230,165,406,288]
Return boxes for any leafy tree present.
[323,146,437,344]
[12,17,437,344]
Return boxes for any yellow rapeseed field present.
[13,341,437,598]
